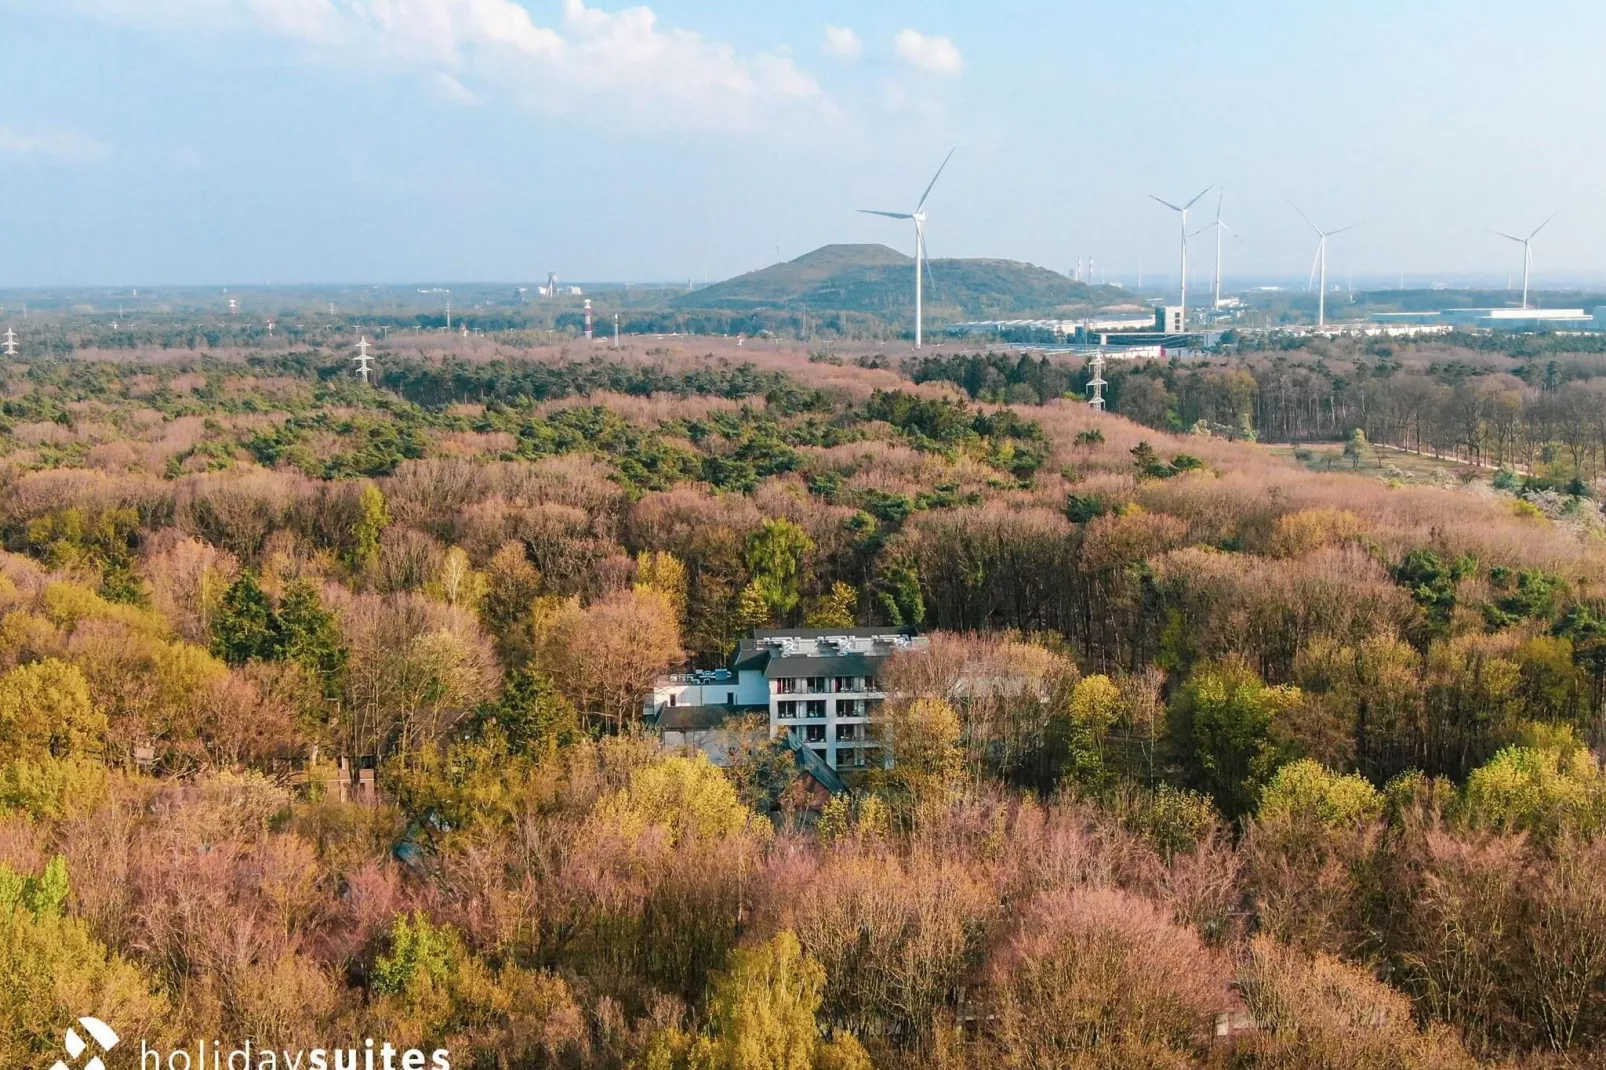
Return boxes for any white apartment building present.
[647,627,927,771]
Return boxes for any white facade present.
[768,671,884,771]
[647,629,926,772]
[646,668,768,718]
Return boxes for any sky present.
[2,0,1604,289]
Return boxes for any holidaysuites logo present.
[139,1039,452,1070]
[46,1016,451,1070]
[50,1017,121,1070]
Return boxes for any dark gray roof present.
[753,628,913,640]
[731,627,917,674]
[761,653,884,679]
[656,705,765,731]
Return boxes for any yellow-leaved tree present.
[0,658,106,763]
[646,931,870,1070]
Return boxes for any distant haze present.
[2,0,1603,288]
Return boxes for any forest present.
[3,334,1606,1069]
[917,334,1606,480]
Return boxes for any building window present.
[806,677,827,693]
[834,676,856,693]
[777,678,796,694]
[806,700,826,719]
[835,724,858,741]
[668,694,677,707]
[727,692,735,707]
[835,699,862,717]
[812,748,828,765]
[806,724,825,743]
[777,701,798,719]
[865,676,880,692]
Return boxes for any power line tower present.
[1087,351,1108,411]
[352,335,375,384]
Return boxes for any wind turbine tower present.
[1492,214,1557,310]
[2,328,17,357]
[1205,190,1240,310]
[1150,185,1213,328]
[1289,201,1362,328]
[584,299,593,340]
[547,272,558,298]
[352,336,374,384]
[859,147,956,349]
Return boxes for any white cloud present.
[822,25,860,60]
[894,29,962,75]
[434,71,482,104]
[28,0,820,127]
[0,124,110,163]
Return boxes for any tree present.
[482,665,579,757]
[277,579,348,698]
[874,697,966,824]
[1052,673,1121,791]
[589,754,766,846]
[480,541,543,666]
[648,932,870,1070]
[1258,759,1383,828]
[350,484,391,569]
[1171,657,1301,818]
[426,546,486,611]
[210,573,284,665]
[804,582,858,629]
[538,588,682,732]
[0,858,168,1069]
[736,581,774,631]
[0,659,105,763]
[636,550,689,625]
[1461,738,1606,841]
[1344,427,1369,468]
[745,518,814,623]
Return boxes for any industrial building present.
[1371,307,1606,331]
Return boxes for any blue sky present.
[1,0,1602,288]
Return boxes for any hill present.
[673,243,1126,320]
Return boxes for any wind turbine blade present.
[1529,212,1558,240]
[1220,221,1242,240]
[860,210,914,220]
[1188,225,1211,239]
[1182,184,1214,211]
[1490,229,1525,243]
[1307,243,1322,293]
[1288,199,1322,237]
[1215,188,1224,222]
[915,147,956,214]
[1149,194,1183,213]
[1328,222,1365,237]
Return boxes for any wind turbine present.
[1289,201,1362,328]
[860,147,956,349]
[1150,185,1213,328]
[1491,214,1556,310]
[2,328,16,357]
[1189,189,1242,312]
